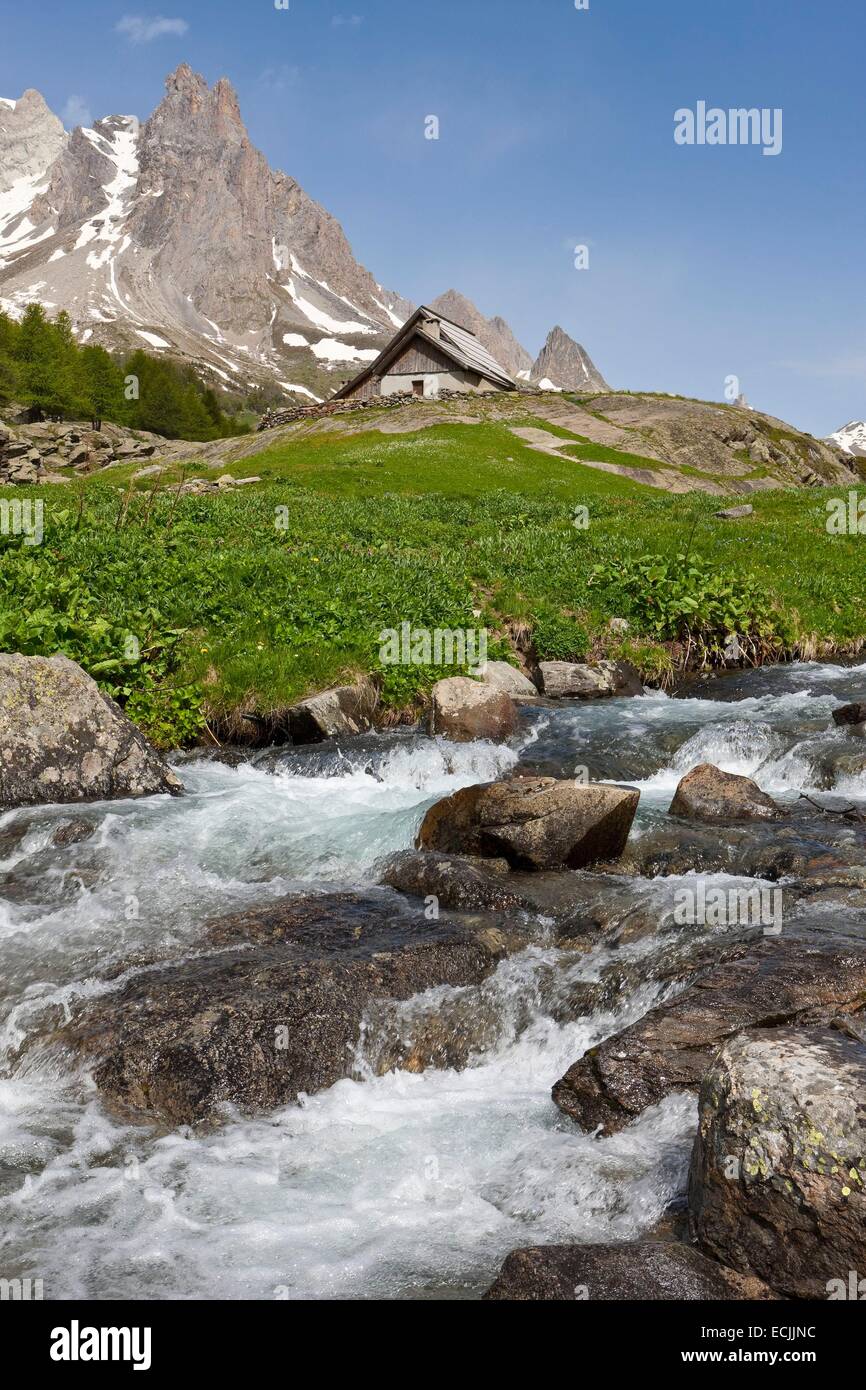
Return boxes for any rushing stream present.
[1,660,866,1299]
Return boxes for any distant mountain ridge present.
[0,65,608,403]
[427,291,609,392]
[828,421,866,458]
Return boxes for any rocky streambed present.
[1,658,865,1299]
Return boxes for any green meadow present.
[2,413,864,746]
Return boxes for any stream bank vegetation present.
[2,444,864,747]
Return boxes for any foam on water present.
[0,954,692,1300]
[1,663,864,1299]
[0,736,519,1010]
[633,719,866,805]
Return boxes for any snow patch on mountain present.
[278,381,323,402]
[310,337,379,363]
[285,278,377,336]
[829,421,866,457]
[0,171,50,265]
[136,330,169,349]
[373,294,404,329]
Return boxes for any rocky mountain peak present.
[0,67,412,399]
[213,77,242,124]
[147,65,245,146]
[164,62,206,102]
[533,325,609,392]
[0,67,607,410]
[0,87,66,193]
[429,289,533,377]
[828,420,866,457]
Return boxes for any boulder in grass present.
[483,1242,777,1301]
[417,776,640,870]
[714,504,754,520]
[689,1027,866,1300]
[430,676,518,743]
[669,763,782,822]
[0,653,183,809]
[286,680,377,744]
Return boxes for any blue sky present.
[1,0,863,436]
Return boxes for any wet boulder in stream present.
[553,932,866,1135]
[381,849,531,913]
[417,776,640,870]
[669,763,782,823]
[833,702,866,735]
[484,1241,777,1301]
[429,677,518,742]
[689,1027,866,1299]
[609,811,866,884]
[0,653,183,808]
[48,892,511,1126]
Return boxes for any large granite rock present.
[416,776,640,870]
[0,653,183,808]
[552,933,866,1134]
[669,763,782,822]
[480,661,539,698]
[538,660,643,700]
[484,1242,777,1301]
[48,892,508,1126]
[430,677,518,742]
[689,1027,866,1299]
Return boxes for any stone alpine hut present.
[332,306,519,403]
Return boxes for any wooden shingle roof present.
[331,306,519,399]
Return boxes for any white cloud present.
[258,65,301,92]
[116,14,189,44]
[61,95,92,129]
[331,14,363,28]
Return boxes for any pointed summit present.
[164,62,205,96]
[0,86,66,193]
[151,64,244,137]
[532,326,609,392]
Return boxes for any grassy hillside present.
[111,417,658,499]
[1,414,864,746]
[174,387,855,494]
